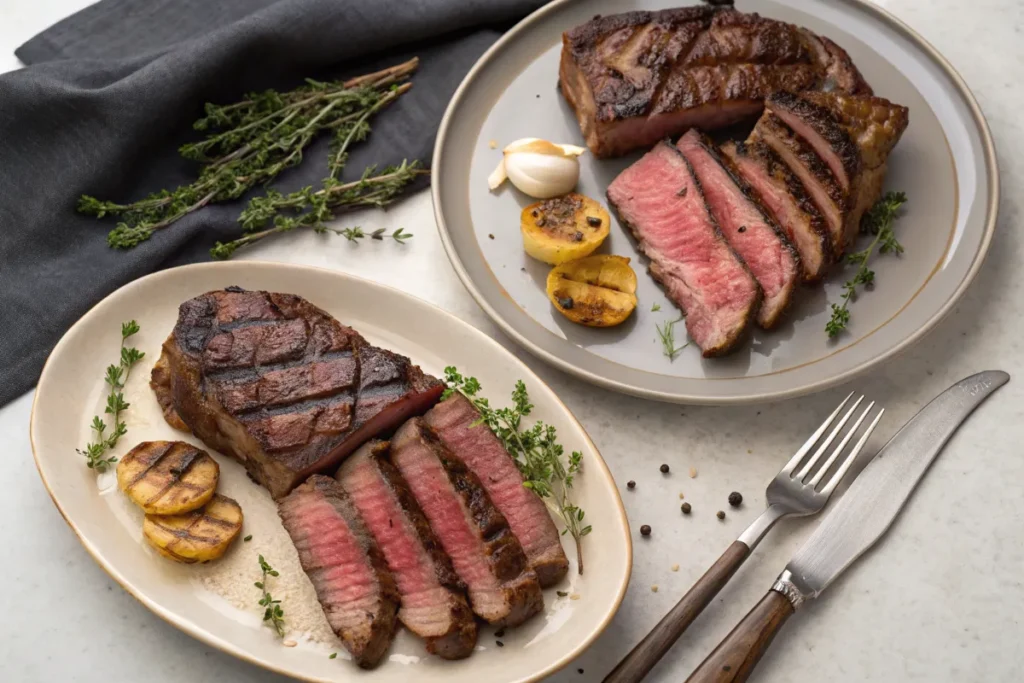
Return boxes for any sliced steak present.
[390,418,543,627]
[607,141,761,356]
[278,475,399,668]
[721,140,831,281]
[152,287,443,499]
[424,393,569,588]
[766,91,909,248]
[678,130,800,329]
[336,441,477,660]
[752,112,847,255]
[559,7,870,157]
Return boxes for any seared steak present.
[678,130,799,329]
[607,141,760,356]
[559,7,870,157]
[721,139,831,281]
[278,475,400,669]
[390,418,543,627]
[424,394,569,588]
[336,441,477,660]
[151,288,443,499]
[765,91,908,249]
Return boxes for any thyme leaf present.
[256,554,286,637]
[656,316,688,361]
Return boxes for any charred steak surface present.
[336,441,478,660]
[151,288,443,499]
[560,6,870,157]
[278,475,400,669]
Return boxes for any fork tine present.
[819,407,885,494]
[781,392,854,474]
[795,395,865,480]
[807,400,875,488]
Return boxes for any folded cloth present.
[0,0,544,406]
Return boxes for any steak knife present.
[685,370,1009,683]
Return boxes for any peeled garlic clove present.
[505,152,580,199]
[488,158,508,190]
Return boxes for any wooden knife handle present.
[684,589,795,683]
[603,541,751,683]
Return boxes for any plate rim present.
[431,0,1000,405]
[29,260,633,683]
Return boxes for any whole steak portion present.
[278,475,400,668]
[559,6,870,158]
[152,287,443,499]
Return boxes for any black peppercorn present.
[660,463,670,473]
[495,629,505,638]
[681,502,692,514]
[573,231,584,242]
[626,480,636,490]
[531,209,539,218]
[738,225,747,233]
[496,640,504,647]
[557,296,574,310]
[728,491,743,507]
[640,524,651,536]
[716,510,726,520]
[586,216,602,227]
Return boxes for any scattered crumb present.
[488,233,495,240]
[283,640,298,648]
[671,564,680,572]
[495,629,505,638]
[496,640,505,647]
[570,593,581,601]
[651,585,659,593]
[688,467,697,478]
[679,492,685,499]
[536,94,541,98]
[716,510,726,520]
[488,139,498,149]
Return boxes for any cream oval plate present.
[30,262,631,683]
[432,0,998,404]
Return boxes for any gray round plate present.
[432,0,997,404]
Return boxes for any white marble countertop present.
[2,1,1023,681]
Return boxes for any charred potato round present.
[547,255,638,327]
[117,440,219,515]
[521,193,610,265]
[143,494,243,564]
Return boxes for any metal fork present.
[603,393,884,683]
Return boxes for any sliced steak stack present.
[559,6,870,158]
[278,475,400,669]
[607,141,761,355]
[425,393,570,587]
[763,91,909,252]
[336,441,478,660]
[678,130,800,328]
[151,287,443,499]
[390,418,544,627]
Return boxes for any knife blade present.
[686,371,1009,683]
[779,370,1009,603]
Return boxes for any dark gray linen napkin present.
[0,0,545,406]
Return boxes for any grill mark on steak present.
[607,141,761,356]
[336,441,477,660]
[390,418,543,627]
[153,289,443,499]
[768,90,860,190]
[278,475,399,669]
[424,394,570,588]
[560,7,870,157]
[679,129,800,329]
[721,140,832,281]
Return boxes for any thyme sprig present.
[826,191,908,337]
[76,321,145,472]
[442,368,592,574]
[77,58,419,251]
[255,554,286,637]
[210,161,423,259]
[656,316,688,360]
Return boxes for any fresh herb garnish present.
[826,191,907,337]
[656,317,688,361]
[255,554,285,637]
[329,652,338,659]
[441,368,592,574]
[243,535,253,542]
[650,303,661,312]
[77,59,423,256]
[76,321,145,472]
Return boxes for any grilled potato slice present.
[117,441,219,515]
[521,193,610,265]
[547,255,638,327]
[143,494,243,564]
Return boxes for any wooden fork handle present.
[684,589,795,683]
[603,541,751,683]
